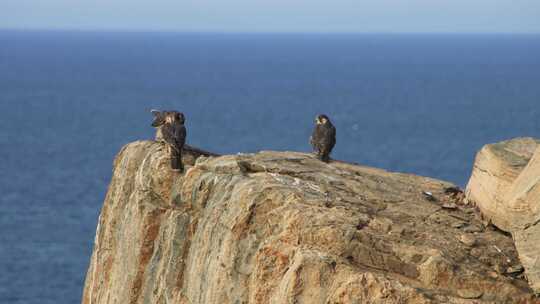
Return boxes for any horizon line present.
[1,27,539,35]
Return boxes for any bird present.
[310,114,336,162]
[151,110,186,171]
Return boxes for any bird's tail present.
[170,149,183,171]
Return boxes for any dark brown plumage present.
[151,110,186,171]
[310,114,336,162]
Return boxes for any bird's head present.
[151,109,166,127]
[165,111,185,124]
[176,112,185,124]
[316,114,330,125]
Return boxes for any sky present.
[1,0,539,33]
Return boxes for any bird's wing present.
[160,124,180,151]
[319,125,336,149]
[174,125,187,147]
[329,125,336,145]
[310,126,321,147]
[330,127,336,150]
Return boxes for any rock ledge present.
[466,137,540,294]
[83,140,538,304]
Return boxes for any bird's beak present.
[151,118,163,127]
[151,114,165,127]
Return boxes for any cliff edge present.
[82,140,538,304]
[466,137,540,294]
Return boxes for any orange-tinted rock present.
[83,141,538,304]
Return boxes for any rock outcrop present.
[83,140,538,304]
[466,137,540,294]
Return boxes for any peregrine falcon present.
[151,110,186,171]
[310,114,336,163]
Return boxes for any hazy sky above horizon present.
[1,0,539,33]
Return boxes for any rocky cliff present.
[83,140,538,304]
[466,137,540,294]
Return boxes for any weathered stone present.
[451,222,466,229]
[466,137,540,293]
[465,137,539,231]
[368,217,393,233]
[457,289,483,299]
[507,265,525,275]
[441,202,458,209]
[82,141,538,304]
[463,224,483,233]
[459,234,477,247]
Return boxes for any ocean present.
[0,30,539,303]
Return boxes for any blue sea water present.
[0,30,539,303]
